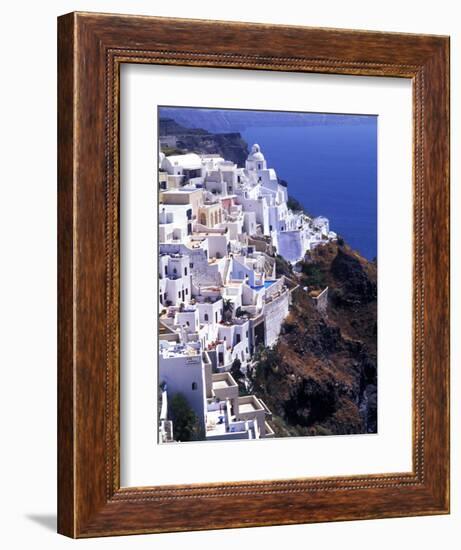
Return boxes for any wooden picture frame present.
[57,12,450,538]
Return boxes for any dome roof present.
[248,143,265,161]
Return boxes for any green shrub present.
[301,262,326,288]
[169,393,204,442]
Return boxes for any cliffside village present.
[158,143,337,443]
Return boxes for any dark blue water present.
[241,123,377,260]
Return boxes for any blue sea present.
[241,123,377,260]
[161,108,377,260]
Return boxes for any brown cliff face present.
[249,241,377,437]
[159,117,249,167]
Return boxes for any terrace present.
[219,317,249,327]
[211,372,239,402]
[206,401,259,440]
[193,295,222,304]
[159,340,201,358]
[238,395,264,414]
[250,279,275,291]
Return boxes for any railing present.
[264,287,288,305]
[264,421,275,437]
[240,305,260,316]
[220,317,248,326]
[257,398,273,418]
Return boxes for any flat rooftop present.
[213,380,231,390]
[239,403,258,413]
[238,395,264,413]
[162,187,201,193]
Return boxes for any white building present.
[159,204,193,243]
[161,152,203,179]
[159,340,274,442]
[159,253,192,307]
[157,142,336,443]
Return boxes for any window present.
[204,314,209,321]
[236,334,241,344]
[246,331,249,338]
[185,288,188,295]
[173,268,177,274]
[190,262,194,269]
[215,312,218,322]
[164,266,168,275]
[184,267,188,276]
[192,382,198,390]
[178,291,181,298]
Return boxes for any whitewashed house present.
[157,143,335,443]
[159,204,193,243]
[159,253,192,307]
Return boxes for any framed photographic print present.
[57,12,450,537]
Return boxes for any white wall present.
[0,1,458,549]
[159,354,207,429]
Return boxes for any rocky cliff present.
[159,117,249,166]
[249,242,377,437]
